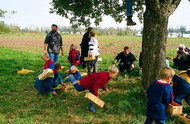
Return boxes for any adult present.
[173,44,190,70]
[126,0,136,26]
[44,24,64,63]
[113,46,136,72]
[80,27,93,67]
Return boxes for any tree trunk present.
[142,9,168,90]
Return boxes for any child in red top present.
[67,44,80,68]
[65,66,119,112]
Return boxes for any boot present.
[127,16,136,26]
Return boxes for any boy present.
[145,67,175,124]
[65,66,119,112]
[87,32,100,75]
[34,52,56,98]
[172,73,190,106]
[53,63,67,92]
[66,65,81,80]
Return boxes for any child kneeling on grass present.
[34,52,56,98]
[65,66,119,112]
[145,67,175,124]
[66,66,81,80]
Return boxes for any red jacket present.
[80,72,110,96]
[68,49,80,65]
[44,59,54,73]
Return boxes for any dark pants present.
[87,56,98,75]
[80,47,88,67]
[174,94,190,106]
[144,117,165,124]
[173,57,190,70]
[44,77,54,92]
[119,62,131,72]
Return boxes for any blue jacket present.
[146,80,173,120]
[54,71,63,83]
[172,74,190,96]
[67,71,81,80]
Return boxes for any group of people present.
[35,24,190,123]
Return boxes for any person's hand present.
[105,88,109,92]
[52,91,57,96]
[61,51,64,56]
[131,64,135,68]
[113,64,115,67]
[177,53,182,58]
[61,82,66,86]
[89,53,92,57]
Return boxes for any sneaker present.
[89,106,95,112]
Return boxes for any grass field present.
[0,33,190,123]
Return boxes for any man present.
[126,0,136,26]
[113,46,136,72]
[80,27,93,67]
[173,44,190,70]
[44,24,64,63]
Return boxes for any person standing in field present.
[44,24,64,63]
[80,27,93,68]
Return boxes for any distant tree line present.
[168,25,190,37]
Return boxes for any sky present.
[0,0,190,30]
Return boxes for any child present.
[87,32,100,75]
[178,69,190,83]
[65,66,119,112]
[67,44,80,68]
[34,52,56,98]
[145,67,175,124]
[66,65,81,80]
[172,73,190,106]
[53,63,67,89]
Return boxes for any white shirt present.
[88,37,100,56]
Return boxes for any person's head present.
[41,52,50,62]
[187,69,190,77]
[54,63,62,72]
[108,66,119,78]
[160,67,175,83]
[70,44,77,50]
[87,27,93,33]
[51,24,58,33]
[178,44,186,51]
[89,32,95,38]
[70,66,77,73]
[124,46,129,54]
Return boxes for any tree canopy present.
[50,0,145,28]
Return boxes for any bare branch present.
[168,0,181,16]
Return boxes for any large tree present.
[50,0,181,89]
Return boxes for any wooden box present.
[85,92,105,108]
[62,84,70,92]
[177,114,190,124]
[38,69,53,80]
[167,102,183,115]
[84,56,96,61]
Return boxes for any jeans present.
[48,52,59,63]
[87,56,98,75]
[126,0,133,17]
[44,77,54,92]
[144,117,165,124]
[174,94,190,106]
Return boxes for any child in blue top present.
[172,74,190,106]
[145,67,175,124]
[66,66,81,80]
[53,63,67,94]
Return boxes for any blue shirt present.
[146,80,173,120]
[67,71,81,80]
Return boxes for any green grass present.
[0,37,188,124]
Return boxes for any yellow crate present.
[84,56,96,61]
[85,92,105,108]
[167,102,183,115]
[38,69,53,80]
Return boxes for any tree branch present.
[145,0,160,11]
[168,0,181,16]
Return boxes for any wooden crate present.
[38,69,53,80]
[84,56,96,61]
[62,84,70,92]
[177,114,190,124]
[167,102,183,115]
[85,92,105,108]
[80,72,87,77]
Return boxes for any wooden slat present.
[85,92,105,108]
